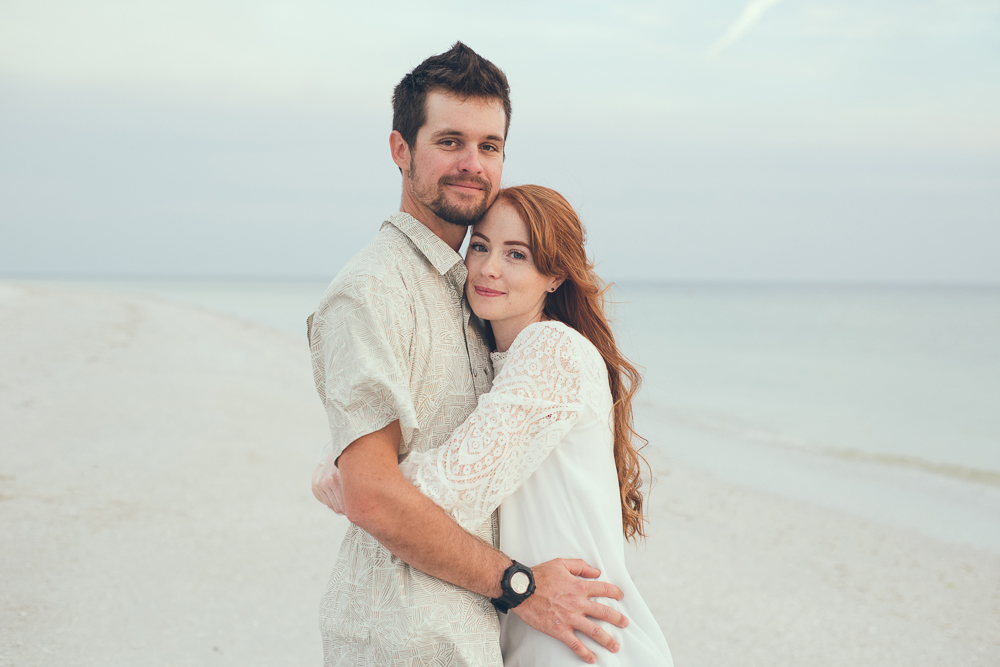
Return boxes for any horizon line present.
[4,273,1000,290]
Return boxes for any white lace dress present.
[400,320,673,666]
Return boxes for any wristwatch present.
[492,560,535,614]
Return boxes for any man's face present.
[404,91,506,227]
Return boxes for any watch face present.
[510,571,530,595]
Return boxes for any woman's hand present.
[312,457,346,515]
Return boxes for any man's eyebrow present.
[430,129,465,139]
[429,129,505,144]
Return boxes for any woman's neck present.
[491,311,548,353]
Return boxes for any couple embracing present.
[309,42,673,667]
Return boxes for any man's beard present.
[409,161,492,227]
[429,176,492,227]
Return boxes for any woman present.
[398,185,673,666]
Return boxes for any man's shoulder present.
[326,223,418,292]
[348,221,416,275]
[312,221,426,322]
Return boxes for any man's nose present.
[456,145,483,173]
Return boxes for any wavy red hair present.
[494,185,649,541]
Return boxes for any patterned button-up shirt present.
[308,212,499,667]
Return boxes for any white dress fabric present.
[400,320,673,666]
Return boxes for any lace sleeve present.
[400,322,585,532]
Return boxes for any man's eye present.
[482,144,499,152]
[442,139,458,147]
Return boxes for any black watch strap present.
[492,560,535,614]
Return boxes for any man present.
[309,43,626,666]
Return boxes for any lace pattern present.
[401,320,609,532]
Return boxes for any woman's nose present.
[483,253,501,278]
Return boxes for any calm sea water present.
[38,279,1000,550]
[614,285,1000,475]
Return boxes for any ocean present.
[37,278,1000,551]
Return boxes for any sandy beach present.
[1,282,998,666]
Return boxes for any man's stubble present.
[408,155,493,227]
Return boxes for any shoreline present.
[639,411,1000,554]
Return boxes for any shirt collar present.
[385,212,464,277]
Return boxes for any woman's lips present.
[474,286,505,297]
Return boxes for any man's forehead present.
[421,91,506,138]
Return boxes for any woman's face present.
[465,202,562,334]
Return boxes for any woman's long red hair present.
[496,185,649,541]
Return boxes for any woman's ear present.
[548,276,566,293]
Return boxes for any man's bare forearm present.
[332,421,510,599]
[361,475,510,598]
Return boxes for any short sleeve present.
[309,274,419,461]
[399,322,585,531]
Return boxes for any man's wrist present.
[492,560,536,614]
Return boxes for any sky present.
[1,0,998,284]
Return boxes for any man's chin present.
[433,202,488,227]
[441,216,479,228]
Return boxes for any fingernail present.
[612,643,620,652]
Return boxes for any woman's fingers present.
[311,460,347,514]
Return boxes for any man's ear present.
[390,131,411,172]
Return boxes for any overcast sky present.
[1,0,998,283]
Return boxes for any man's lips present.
[474,286,505,297]
[446,182,484,193]
[441,176,488,193]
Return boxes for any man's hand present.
[513,559,628,665]
[312,456,345,514]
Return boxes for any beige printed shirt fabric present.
[308,212,499,667]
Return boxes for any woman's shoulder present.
[497,321,608,405]
[507,320,603,370]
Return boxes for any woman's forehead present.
[475,202,528,240]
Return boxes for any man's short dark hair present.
[392,42,511,150]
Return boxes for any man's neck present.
[399,199,468,253]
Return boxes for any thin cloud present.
[708,0,786,58]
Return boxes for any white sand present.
[1,282,997,666]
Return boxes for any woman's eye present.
[509,250,526,260]
[470,242,487,252]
